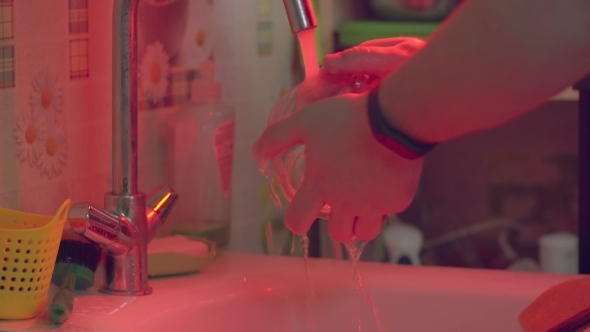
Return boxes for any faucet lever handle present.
[69,203,134,256]
[146,184,178,241]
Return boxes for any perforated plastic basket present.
[0,199,71,320]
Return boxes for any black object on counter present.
[576,74,590,274]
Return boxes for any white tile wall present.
[0,0,295,253]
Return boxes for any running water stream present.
[345,241,383,332]
[263,27,382,331]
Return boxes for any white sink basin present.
[0,253,577,331]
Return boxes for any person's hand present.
[253,94,424,243]
[295,37,426,110]
[322,37,425,79]
[253,37,426,244]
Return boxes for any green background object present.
[337,21,440,48]
[299,18,441,67]
[52,262,94,291]
[312,0,324,64]
[294,0,324,66]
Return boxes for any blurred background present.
[0,0,580,273]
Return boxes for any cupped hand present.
[253,94,424,243]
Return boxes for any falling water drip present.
[345,241,383,332]
[265,221,274,255]
[294,234,317,331]
[299,235,316,299]
[291,236,296,255]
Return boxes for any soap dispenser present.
[172,60,234,255]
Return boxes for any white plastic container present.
[381,215,424,265]
[539,232,578,274]
[172,60,234,254]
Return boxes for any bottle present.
[171,60,234,255]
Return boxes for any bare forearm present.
[379,0,590,143]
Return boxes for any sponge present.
[519,277,590,332]
[147,235,215,277]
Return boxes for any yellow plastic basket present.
[0,199,71,320]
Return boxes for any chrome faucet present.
[67,0,177,296]
[282,0,318,33]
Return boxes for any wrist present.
[367,86,437,160]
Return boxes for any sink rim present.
[0,253,579,331]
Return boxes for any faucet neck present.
[112,0,139,195]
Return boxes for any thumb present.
[252,113,305,160]
[359,37,418,47]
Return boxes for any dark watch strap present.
[367,87,437,160]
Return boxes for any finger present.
[354,214,387,241]
[361,38,425,53]
[359,37,420,47]
[284,181,325,235]
[323,39,425,76]
[328,206,355,244]
[323,46,407,76]
[323,46,393,75]
[252,113,304,160]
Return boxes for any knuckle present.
[399,38,426,53]
[344,46,371,60]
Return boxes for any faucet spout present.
[282,0,317,33]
